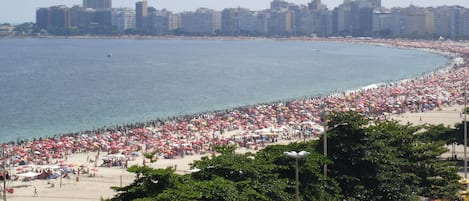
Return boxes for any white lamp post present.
[464,79,467,179]
[319,104,328,177]
[284,151,310,201]
[319,103,349,178]
[2,144,6,201]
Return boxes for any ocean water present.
[0,38,447,141]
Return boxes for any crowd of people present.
[1,38,469,172]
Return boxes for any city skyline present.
[2,0,469,24]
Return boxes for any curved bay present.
[0,39,447,141]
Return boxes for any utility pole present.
[320,103,328,177]
[464,79,467,179]
[323,120,328,177]
[2,144,6,201]
[295,157,299,201]
[285,151,309,201]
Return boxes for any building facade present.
[180,8,221,35]
[34,0,469,38]
[135,0,148,30]
[372,9,391,37]
[112,8,136,32]
[36,8,51,30]
[50,6,70,29]
[83,0,112,10]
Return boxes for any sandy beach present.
[391,105,464,127]
[4,124,303,201]
[2,38,469,200]
[1,105,465,201]
[5,151,213,200]
[5,151,135,201]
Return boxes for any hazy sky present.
[2,0,469,23]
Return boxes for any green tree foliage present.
[144,150,158,163]
[189,145,300,201]
[108,143,341,201]
[322,112,461,201]
[110,167,177,201]
[109,112,462,201]
[417,124,454,144]
[441,121,469,146]
[446,107,469,146]
[156,177,241,201]
[13,22,34,33]
[191,143,342,201]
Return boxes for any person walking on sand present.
[34,186,38,197]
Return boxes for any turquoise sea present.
[0,39,448,142]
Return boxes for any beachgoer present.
[34,186,38,197]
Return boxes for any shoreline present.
[1,38,469,200]
[1,38,467,162]
[0,37,456,143]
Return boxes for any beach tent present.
[40,165,61,170]
[49,173,60,179]
[107,154,126,159]
[16,172,40,178]
[186,168,201,173]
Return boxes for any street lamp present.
[464,78,467,179]
[2,144,6,201]
[284,151,310,201]
[319,104,328,177]
[319,104,348,177]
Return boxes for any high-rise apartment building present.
[36,8,51,30]
[168,14,180,32]
[136,0,148,30]
[255,12,269,35]
[50,6,70,29]
[308,0,323,10]
[221,8,238,35]
[180,8,221,35]
[357,0,381,8]
[372,9,391,37]
[83,0,112,10]
[34,0,469,38]
[269,9,295,36]
[69,6,94,28]
[148,9,171,35]
[433,7,453,38]
[222,8,256,36]
[238,10,256,34]
[112,8,136,32]
[271,0,292,10]
[294,6,313,35]
[36,6,70,30]
[401,6,434,37]
[337,1,358,35]
[463,10,469,36]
